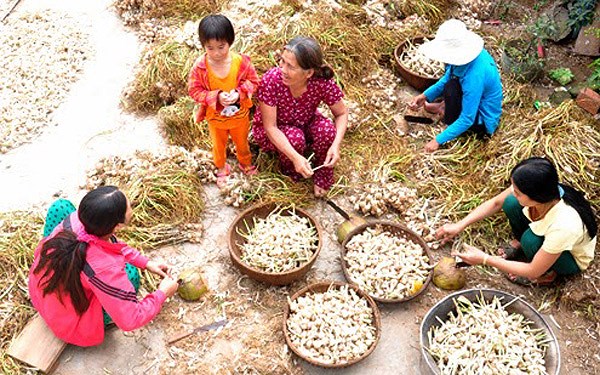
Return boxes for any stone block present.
[574,25,600,56]
[576,87,600,114]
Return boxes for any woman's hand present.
[146,261,170,278]
[435,222,463,244]
[408,93,427,110]
[293,155,314,178]
[424,138,440,153]
[451,243,487,266]
[158,276,179,298]
[322,144,341,167]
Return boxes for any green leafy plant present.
[502,39,544,82]
[565,0,598,35]
[549,67,574,85]
[587,58,600,91]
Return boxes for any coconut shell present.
[177,268,209,301]
[336,216,367,243]
[433,257,466,290]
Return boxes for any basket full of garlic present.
[394,37,445,92]
[421,289,560,375]
[341,222,433,303]
[283,281,381,368]
[228,202,322,285]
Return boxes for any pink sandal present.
[216,164,231,188]
[239,163,258,176]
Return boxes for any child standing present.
[188,14,259,187]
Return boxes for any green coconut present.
[433,257,466,290]
[177,268,209,301]
[336,216,367,243]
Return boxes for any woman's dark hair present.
[198,14,235,46]
[284,36,334,80]
[511,157,597,238]
[34,186,128,315]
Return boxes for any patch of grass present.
[114,0,224,25]
[124,40,199,113]
[86,149,206,250]
[158,96,211,150]
[0,211,44,374]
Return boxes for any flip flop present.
[498,244,524,260]
[216,164,231,188]
[505,271,557,287]
[239,163,258,176]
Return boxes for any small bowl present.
[421,288,560,375]
[283,281,382,368]
[394,37,442,92]
[341,221,433,303]
[227,202,322,285]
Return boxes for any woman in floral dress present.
[252,36,349,197]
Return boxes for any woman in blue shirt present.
[409,19,503,152]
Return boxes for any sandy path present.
[0,0,165,212]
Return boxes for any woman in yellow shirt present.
[437,157,597,285]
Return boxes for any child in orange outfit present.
[188,14,259,187]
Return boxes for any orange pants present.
[208,120,252,169]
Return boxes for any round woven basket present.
[227,202,322,286]
[420,288,560,375]
[341,221,433,303]
[283,281,382,368]
[394,37,441,92]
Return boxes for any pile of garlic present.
[349,182,418,217]
[428,295,548,375]
[361,68,401,112]
[239,208,318,273]
[344,226,430,300]
[84,146,215,189]
[287,285,377,365]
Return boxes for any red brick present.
[576,87,600,114]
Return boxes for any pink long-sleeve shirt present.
[28,212,166,346]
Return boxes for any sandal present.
[505,271,557,287]
[216,164,231,188]
[239,163,258,176]
[498,244,524,260]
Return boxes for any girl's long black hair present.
[34,186,127,314]
[511,157,597,238]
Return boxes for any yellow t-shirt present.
[524,200,596,270]
[206,52,249,129]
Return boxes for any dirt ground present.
[2,0,600,374]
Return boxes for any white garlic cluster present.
[287,285,377,365]
[349,182,418,217]
[84,146,215,189]
[428,295,548,375]
[239,209,318,273]
[344,227,430,300]
[361,68,401,111]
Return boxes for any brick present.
[576,87,600,114]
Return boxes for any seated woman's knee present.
[502,194,521,216]
[283,126,307,151]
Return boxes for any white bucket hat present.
[419,19,484,66]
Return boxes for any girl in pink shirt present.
[29,186,178,346]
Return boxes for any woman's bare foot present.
[314,185,328,198]
[424,101,445,116]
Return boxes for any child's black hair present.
[198,14,235,46]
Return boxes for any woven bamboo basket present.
[283,281,382,368]
[341,221,433,303]
[228,202,322,286]
[394,37,442,92]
